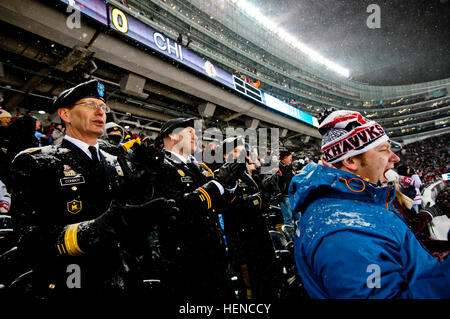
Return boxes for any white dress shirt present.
[64,135,100,160]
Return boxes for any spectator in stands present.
[98,122,125,156]
[33,116,46,146]
[436,186,450,215]
[290,110,450,298]
[177,33,183,45]
[51,123,65,145]
[123,127,133,143]
[0,109,11,127]
[262,150,297,226]
[6,115,39,164]
[384,169,434,237]
[292,158,305,171]
[304,157,311,165]
[186,36,192,48]
[399,135,449,185]
[397,164,423,214]
[0,179,11,214]
[0,121,9,186]
[119,0,129,8]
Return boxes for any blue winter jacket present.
[289,162,450,299]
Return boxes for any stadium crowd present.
[399,134,450,185]
[0,81,449,302]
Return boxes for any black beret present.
[53,79,105,110]
[160,117,197,138]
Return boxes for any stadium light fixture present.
[230,0,350,78]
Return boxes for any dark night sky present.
[251,0,450,86]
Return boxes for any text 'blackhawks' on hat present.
[319,110,389,164]
[53,79,106,110]
[159,117,197,138]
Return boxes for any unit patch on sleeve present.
[67,200,82,214]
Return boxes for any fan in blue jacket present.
[289,110,450,299]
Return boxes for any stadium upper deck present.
[123,0,449,143]
[0,0,448,149]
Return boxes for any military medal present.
[63,165,76,177]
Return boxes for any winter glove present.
[117,140,164,204]
[214,162,246,189]
[59,198,178,255]
[99,198,177,234]
[85,198,179,246]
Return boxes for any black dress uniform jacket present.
[152,150,233,301]
[220,172,281,299]
[10,139,136,298]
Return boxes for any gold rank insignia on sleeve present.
[197,187,212,209]
[67,200,82,214]
[60,223,85,256]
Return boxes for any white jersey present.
[0,180,11,213]
[400,174,423,205]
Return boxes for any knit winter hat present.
[0,109,11,119]
[319,110,389,164]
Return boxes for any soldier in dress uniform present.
[9,80,174,300]
[151,117,245,301]
[212,137,281,299]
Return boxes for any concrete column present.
[245,119,259,129]
[198,102,216,118]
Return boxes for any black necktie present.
[88,146,100,166]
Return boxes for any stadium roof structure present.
[0,0,448,150]
[249,0,450,86]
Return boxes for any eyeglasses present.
[73,101,111,113]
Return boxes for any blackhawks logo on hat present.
[97,82,105,97]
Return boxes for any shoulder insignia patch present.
[67,200,82,215]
